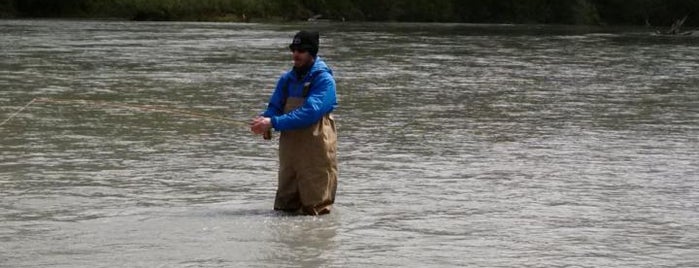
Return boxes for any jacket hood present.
[310,56,333,76]
[289,56,333,80]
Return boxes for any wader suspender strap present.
[302,81,311,98]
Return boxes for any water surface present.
[1,20,698,267]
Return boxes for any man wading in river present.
[250,31,338,215]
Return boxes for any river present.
[1,20,698,267]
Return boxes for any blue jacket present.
[262,57,337,131]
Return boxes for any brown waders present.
[274,96,338,215]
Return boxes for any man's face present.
[291,48,313,68]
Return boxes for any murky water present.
[1,20,698,267]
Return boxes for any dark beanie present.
[289,31,319,57]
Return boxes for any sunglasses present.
[290,48,308,53]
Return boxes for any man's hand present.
[250,116,272,135]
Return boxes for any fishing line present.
[0,98,37,128]
[0,97,248,129]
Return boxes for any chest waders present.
[274,80,338,215]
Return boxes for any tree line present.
[0,0,697,26]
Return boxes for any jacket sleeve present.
[271,72,336,131]
[262,75,287,118]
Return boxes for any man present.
[250,31,338,216]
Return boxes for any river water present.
[1,20,698,267]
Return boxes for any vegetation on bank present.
[0,0,697,26]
